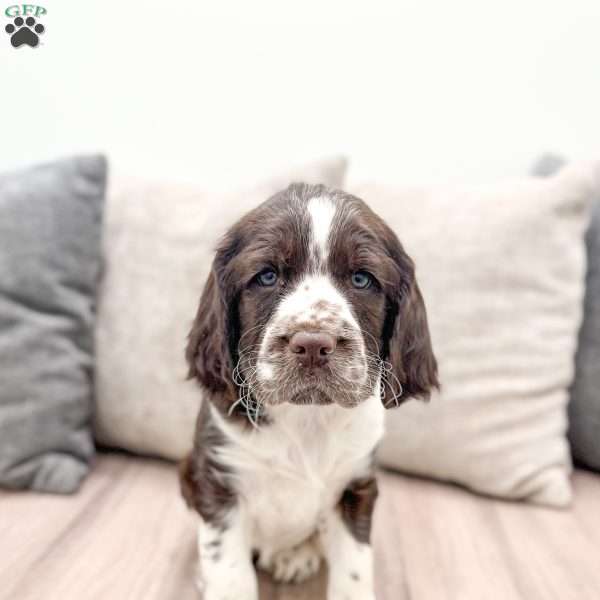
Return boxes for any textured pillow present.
[94,157,347,460]
[352,162,599,506]
[533,155,600,472]
[0,155,107,494]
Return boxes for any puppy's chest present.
[246,439,350,543]
[230,402,384,549]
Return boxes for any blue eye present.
[351,271,372,289]
[257,268,278,287]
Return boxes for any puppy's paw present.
[259,538,322,584]
[197,561,258,600]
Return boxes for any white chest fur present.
[211,395,385,553]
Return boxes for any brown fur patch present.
[339,476,379,544]
[179,401,236,526]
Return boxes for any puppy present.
[180,183,438,600]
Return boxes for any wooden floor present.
[1,453,600,600]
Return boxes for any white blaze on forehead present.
[307,196,336,264]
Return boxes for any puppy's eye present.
[257,268,278,287]
[351,271,373,289]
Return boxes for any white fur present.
[270,274,359,328]
[256,361,274,381]
[322,510,376,600]
[196,508,258,600]
[307,195,336,263]
[212,396,383,549]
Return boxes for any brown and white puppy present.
[180,183,438,600]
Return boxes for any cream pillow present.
[94,158,347,460]
[352,162,600,507]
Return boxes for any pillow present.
[352,162,599,507]
[0,155,107,494]
[94,157,347,460]
[533,155,600,472]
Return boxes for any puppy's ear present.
[381,258,438,408]
[186,269,230,392]
[186,234,241,395]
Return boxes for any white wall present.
[2,0,600,189]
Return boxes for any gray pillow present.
[533,154,600,472]
[0,155,107,493]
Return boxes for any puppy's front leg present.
[197,508,258,600]
[320,477,378,600]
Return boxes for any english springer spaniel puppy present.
[180,183,438,600]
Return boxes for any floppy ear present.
[381,265,439,407]
[185,235,242,396]
[186,269,232,393]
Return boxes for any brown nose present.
[289,331,336,368]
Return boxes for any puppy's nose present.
[289,331,336,368]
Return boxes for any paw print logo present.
[5,16,45,48]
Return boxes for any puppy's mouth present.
[252,359,370,408]
[256,366,338,403]
[288,387,334,406]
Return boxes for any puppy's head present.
[187,184,438,417]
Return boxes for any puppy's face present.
[238,195,383,409]
[187,184,437,417]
